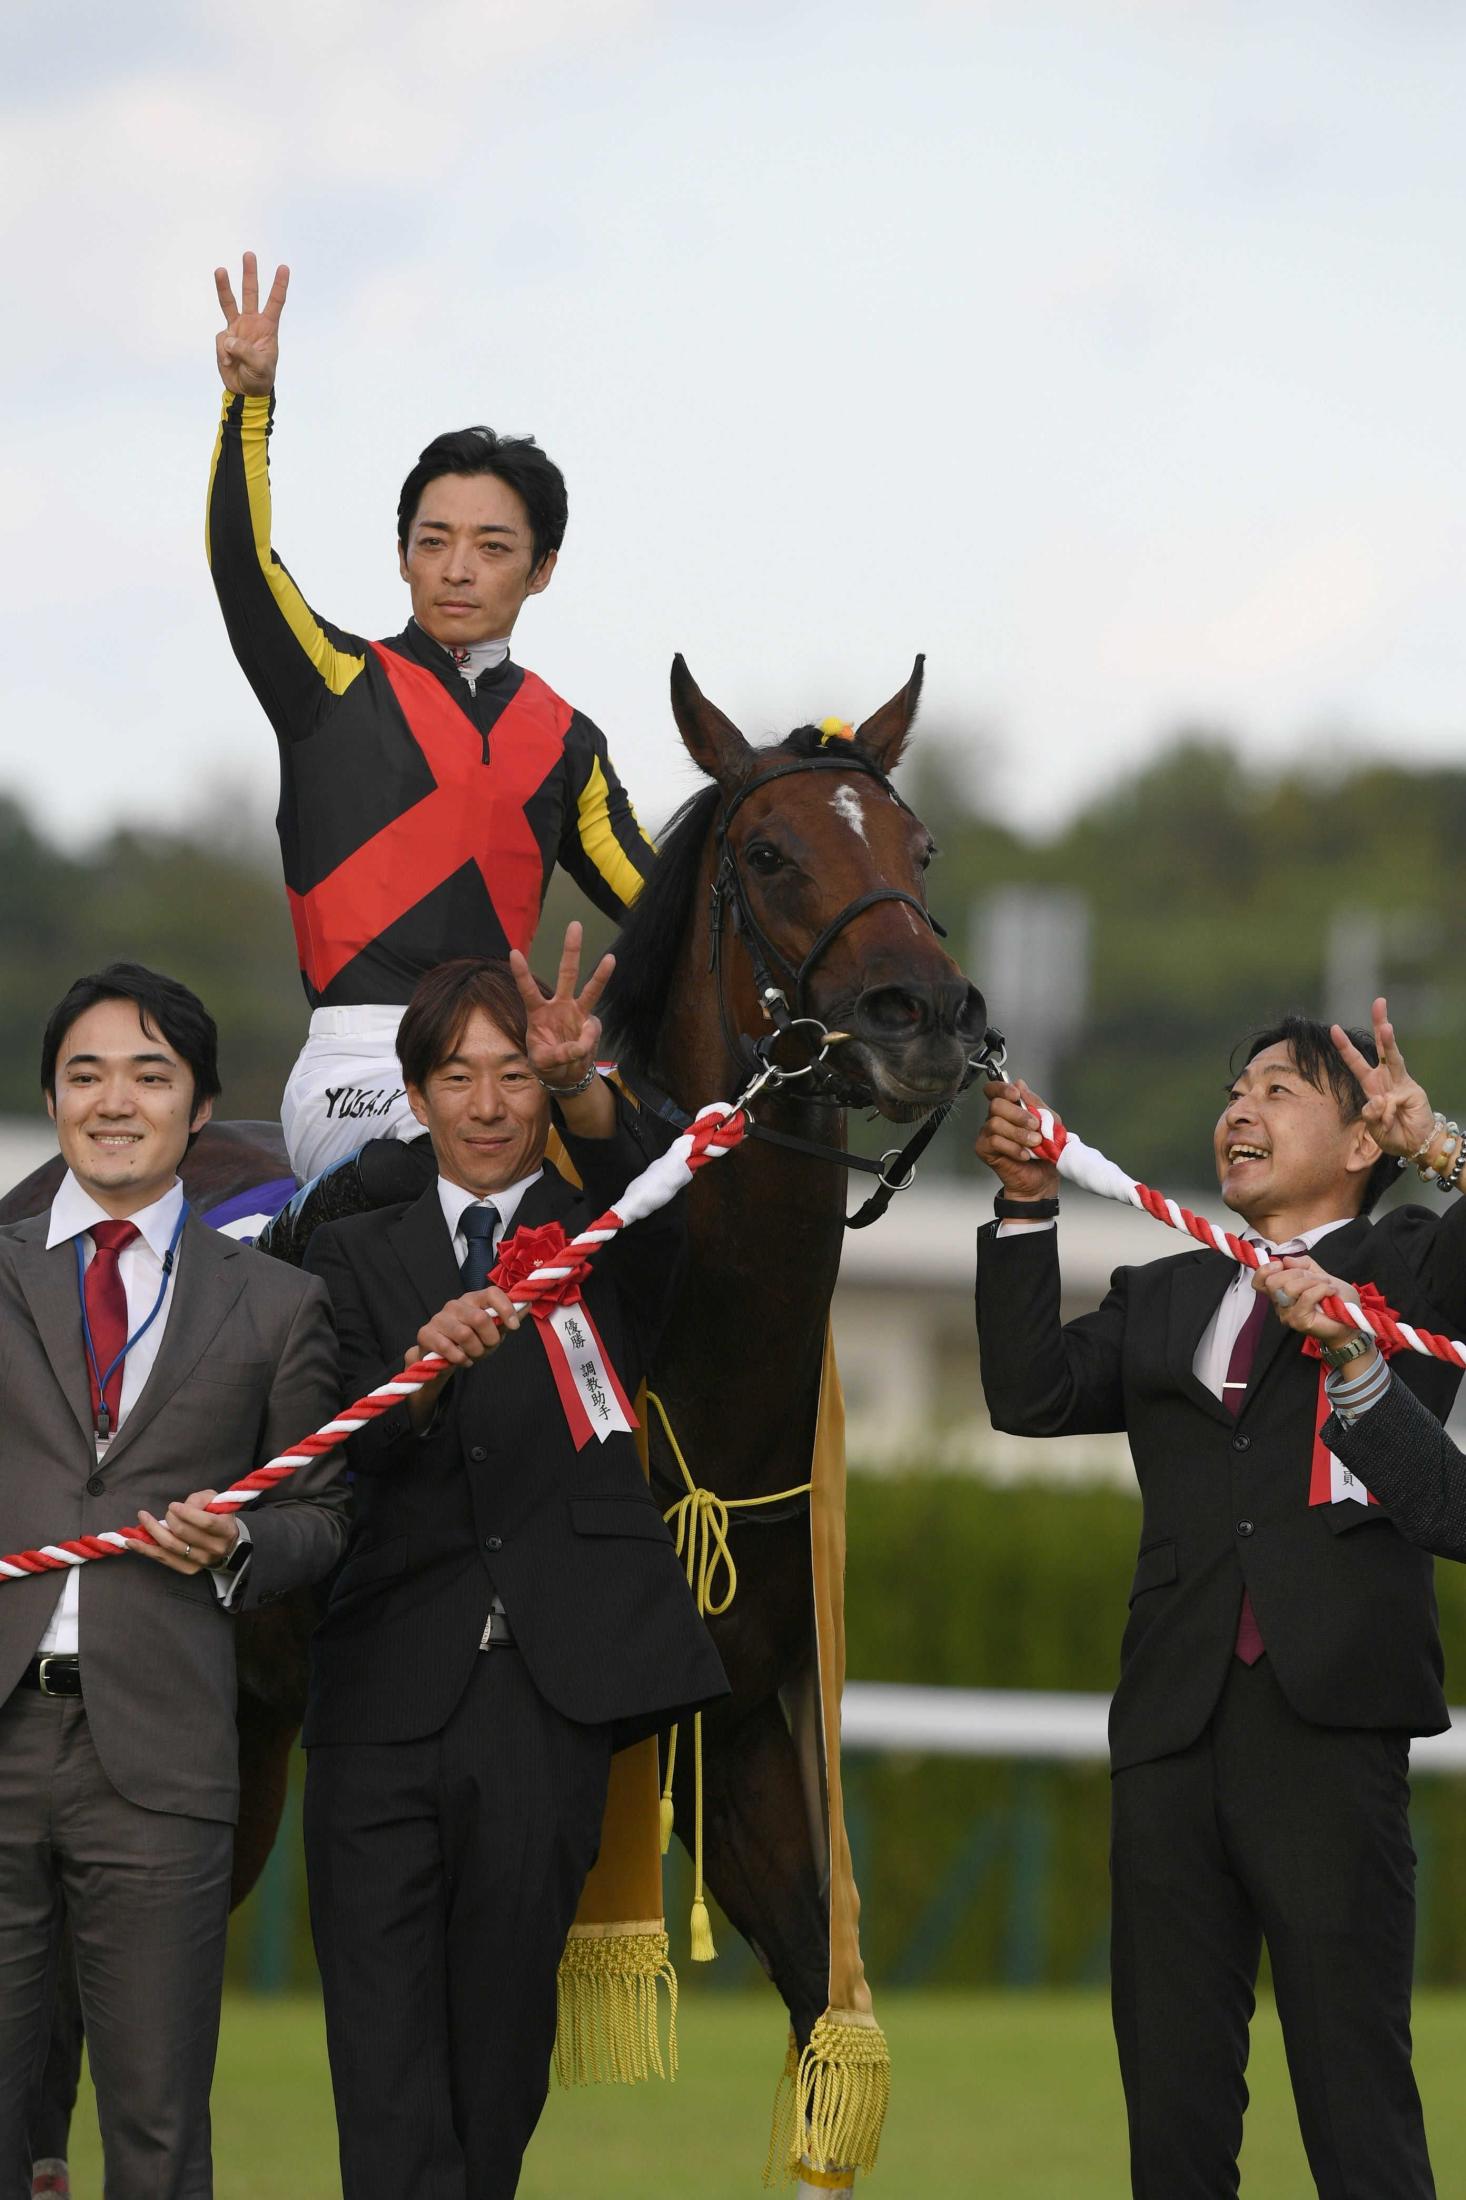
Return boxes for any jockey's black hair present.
[397,427,567,571]
[1233,1012,1396,1215]
[41,962,221,1115]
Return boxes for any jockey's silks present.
[208,392,655,1007]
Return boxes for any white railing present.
[842,1682,1466,1773]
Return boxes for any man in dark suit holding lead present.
[974,1003,1466,2198]
[302,926,727,2200]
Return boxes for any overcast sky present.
[6,0,1466,851]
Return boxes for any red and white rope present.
[1029,1106,1466,1372]
[0,1103,748,1585]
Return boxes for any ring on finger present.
[1274,1290,1294,1310]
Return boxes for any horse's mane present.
[602,726,835,1069]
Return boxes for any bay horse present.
[4,655,987,2192]
[602,655,987,2185]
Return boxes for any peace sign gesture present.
[510,923,615,1097]
[1331,996,1435,1161]
[214,251,289,397]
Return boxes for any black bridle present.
[627,748,1007,1228]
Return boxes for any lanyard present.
[73,1204,189,1441]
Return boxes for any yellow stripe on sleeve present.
[576,755,650,908]
[218,394,365,700]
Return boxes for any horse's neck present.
[650,866,848,1385]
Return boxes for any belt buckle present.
[36,1656,76,1698]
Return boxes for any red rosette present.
[489,1220,593,1310]
[1300,1279,1404,1362]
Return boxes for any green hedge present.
[228,1475,1466,1992]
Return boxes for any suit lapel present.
[101,1217,249,1468]
[9,1216,94,1446]
[1165,1251,1239,1427]
[390,1185,463,1314]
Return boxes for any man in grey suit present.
[0,962,347,2200]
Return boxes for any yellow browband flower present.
[817,717,855,745]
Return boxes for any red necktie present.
[1223,1289,1269,1664]
[84,1219,140,1439]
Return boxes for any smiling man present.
[0,963,346,2199]
[206,253,657,1182]
[973,1009,1466,2198]
[299,932,724,2199]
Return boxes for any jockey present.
[206,253,656,1186]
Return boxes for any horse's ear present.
[670,655,755,786]
[853,654,925,771]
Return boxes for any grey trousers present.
[0,1688,233,2200]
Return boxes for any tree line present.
[4,736,1462,1187]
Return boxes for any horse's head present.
[664,655,989,1121]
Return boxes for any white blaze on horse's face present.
[829,784,869,845]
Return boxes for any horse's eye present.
[745,842,785,876]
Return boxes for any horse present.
[601,655,988,2187]
[4,655,987,2193]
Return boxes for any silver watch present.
[1321,1332,1373,1370]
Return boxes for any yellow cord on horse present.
[646,1390,813,1963]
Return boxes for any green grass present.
[63,1988,1466,2197]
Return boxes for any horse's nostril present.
[957,985,988,1042]
[855,986,928,1038]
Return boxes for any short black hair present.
[1234,1012,1398,1215]
[41,962,221,1113]
[396,427,568,571]
[396,957,549,1093]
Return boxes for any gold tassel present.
[688,1896,717,1963]
[764,2032,801,2189]
[763,2013,891,2188]
[659,1721,679,1855]
[554,1929,679,2089]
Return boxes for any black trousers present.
[304,1648,612,2200]
[1110,1656,1432,2199]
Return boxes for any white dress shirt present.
[38,1172,246,1655]
[437,1168,544,1273]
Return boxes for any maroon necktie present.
[84,1219,140,1439]
[1223,1288,1269,1664]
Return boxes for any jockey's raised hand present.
[510,922,617,1136]
[974,1075,1062,1205]
[214,251,289,396]
[1332,996,1438,1165]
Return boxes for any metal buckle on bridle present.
[874,1147,920,1196]
[733,1015,853,1110]
[969,1027,1008,1084]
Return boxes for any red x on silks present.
[286,645,573,996]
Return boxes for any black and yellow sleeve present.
[206,391,367,743]
[558,714,658,918]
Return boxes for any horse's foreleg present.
[675,1697,859,2193]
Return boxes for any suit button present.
[1237,1520,1255,1538]
[470,1445,488,1463]
[86,1475,106,1496]
[1231,1434,1250,1453]
[485,1536,503,1552]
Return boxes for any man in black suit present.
[301,926,726,2200]
[974,1004,1466,2198]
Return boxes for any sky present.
[6,0,1466,852]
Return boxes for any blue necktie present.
[459,1202,501,1292]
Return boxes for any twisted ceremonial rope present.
[1030,1105,1466,1368]
[0,1104,748,1584]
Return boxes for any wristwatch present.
[1320,1333,1374,1370]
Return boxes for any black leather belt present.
[480,1611,514,1649]
[20,1654,82,1699]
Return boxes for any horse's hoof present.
[31,2164,71,2198]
